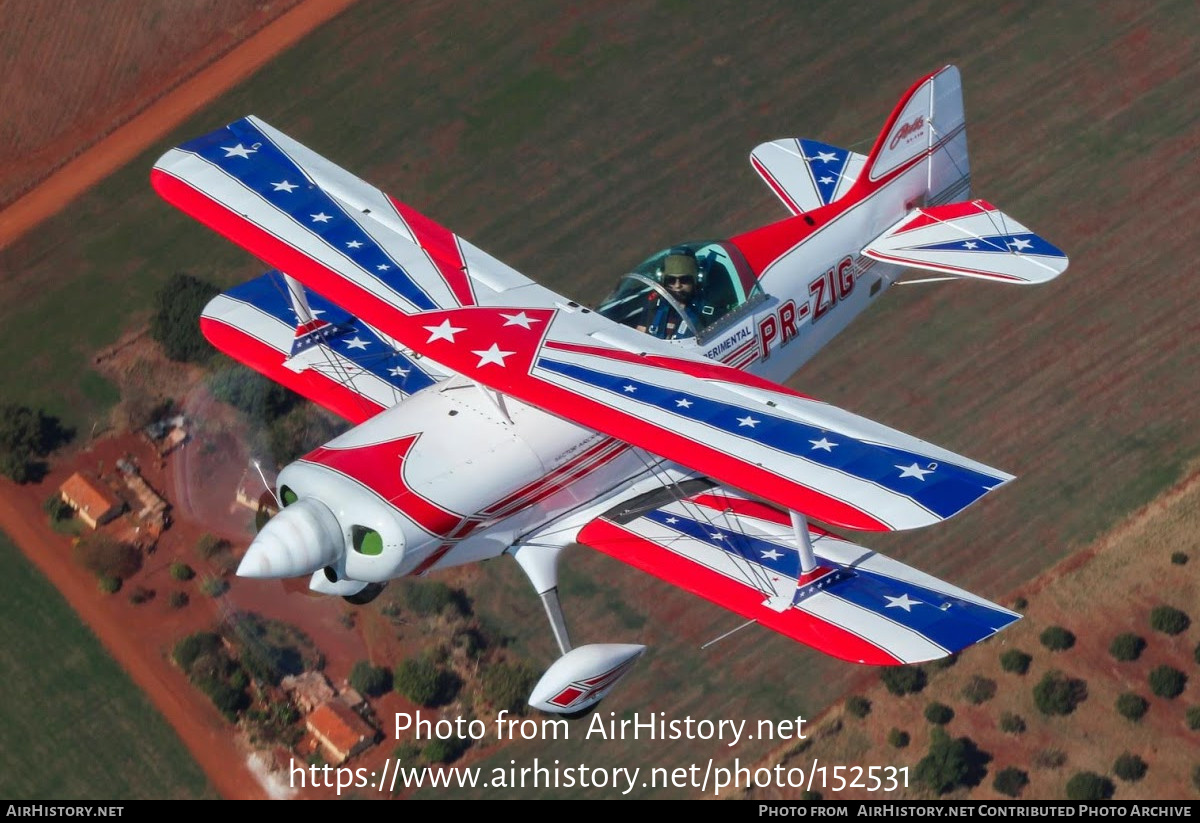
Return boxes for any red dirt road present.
[0,0,358,251]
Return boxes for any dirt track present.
[0,0,357,251]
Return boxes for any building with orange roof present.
[306,701,377,764]
[59,472,124,529]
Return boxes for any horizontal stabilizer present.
[750,139,867,214]
[201,271,447,423]
[577,485,1019,664]
[863,200,1068,284]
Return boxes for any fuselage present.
[264,153,930,587]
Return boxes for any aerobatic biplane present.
[152,66,1067,713]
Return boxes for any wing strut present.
[763,510,818,613]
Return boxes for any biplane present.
[152,66,1067,713]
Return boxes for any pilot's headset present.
[659,248,701,291]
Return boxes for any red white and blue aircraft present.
[153,66,1067,713]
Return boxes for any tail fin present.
[859,65,970,207]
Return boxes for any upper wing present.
[750,139,867,214]
[863,200,1068,284]
[576,482,1019,664]
[154,116,1012,532]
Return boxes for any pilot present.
[638,250,702,340]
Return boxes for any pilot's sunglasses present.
[664,275,695,286]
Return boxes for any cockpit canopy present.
[597,240,764,342]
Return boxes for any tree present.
[169,562,195,581]
[422,736,470,765]
[999,712,1026,734]
[924,702,954,725]
[1000,649,1032,675]
[1065,771,1114,800]
[1115,693,1149,722]
[43,494,72,522]
[405,581,470,618]
[913,727,989,795]
[880,665,926,696]
[1113,753,1147,783]
[394,658,461,707]
[1148,665,1187,699]
[1109,633,1146,662]
[1171,552,1189,565]
[173,632,223,672]
[481,662,537,716]
[1040,625,1076,652]
[1150,605,1191,636]
[1187,706,1200,731]
[150,273,219,362]
[73,534,141,579]
[0,404,71,483]
[846,695,871,718]
[168,591,189,609]
[1033,670,1087,716]
[887,728,910,749]
[993,767,1028,798]
[349,661,392,697]
[962,675,997,705]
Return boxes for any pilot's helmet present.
[661,252,698,283]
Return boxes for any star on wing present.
[472,343,515,367]
[884,593,922,612]
[500,311,541,329]
[222,143,257,159]
[896,463,934,480]
[424,320,465,343]
[271,180,298,192]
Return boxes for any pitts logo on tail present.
[153,65,1067,713]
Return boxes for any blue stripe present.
[643,509,1017,651]
[180,119,439,311]
[910,232,1066,257]
[538,357,1005,520]
[225,271,437,395]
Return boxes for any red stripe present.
[892,199,996,234]
[389,196,476,307]
[750,155,803,215]
[863,249,1025,281]
[687,491,836,539]
[201,317,384,424]
[578,519,901,665]
[481,439,629,517]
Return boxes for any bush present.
[74,534,141,579]
[1113,753,1148,782]
[999,712,1026,734]
[1149,665,1187,699]
[1195,642,1200,666]
[151,273,219,363]
[127,586,154,605]
[405,582,470,618]
[43,494,72,522]
[887,728,909,749]
[1065,771,1114,801]
[924,702,954,725]
[168,590,189,609]
[913,727,990,795]
[422,736,470,765]
[846,695,871,718]
[1033,670,1087,716]
[880,665,926,696]
[1172,552,1189,565]
[200,577,229,598]
[1116,693,1149,721]
[1150,605,1191,636]
[1000,649,1032,675]
[1187,706,1200,731]
[169,562,195,581]
[1033,749,1067,770]
[993,767,1029,798]
[195,534,231,562]
[962,675,997,705]
[1012,596,1028,611]
[928,653,958,671]
[173,632,223,672]
[0,404,70,483]
[394,658,461,707]
[1109,633,1146,662]
[97,575,121,594]
[349,661,392,697]
[481,662,538,716]
[1040,626,1076,652]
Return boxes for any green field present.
[1,0,1198,799]
[0,533,211,799]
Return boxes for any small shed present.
[306,702,377,764]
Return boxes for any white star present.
[710,533,724,541]
[376,263,391,271]
[310,308,326,316]
[675,398,693,408]
[346,240,363,249]
[962,240,978,249]
[818,176,835,185]
[387,366,410,377]
[814,151,838,163]
[896,463,934,480]
[1008,237,1033,251]
[424,320,465,343]
[885,593,922,612]
[737,415,760,428]
[761,549,783,561]
[344,336,369,350]
[500,311,541,329]
[222,143,257,159]
[665,517,679,525]
[623,384,637,393]
[271,180,298,192]
[310,212,332,223]
[472,343,514,367]
[809,437,837,452]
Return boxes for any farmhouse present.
[306,701,377,764]
[59,472,124,529]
